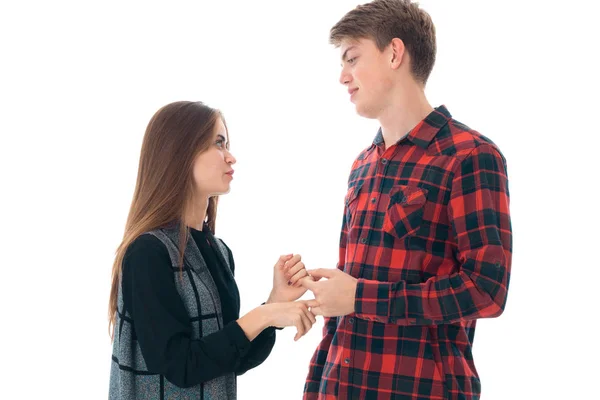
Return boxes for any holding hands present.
[244,253,317,341]
[257,255,358,342]
[267,256,360,319]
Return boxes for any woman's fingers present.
[285,260,305,278]
[294,314,306,341]
[297,303,316,340]
[304,305,317,325]
[284,255,302,271]
[276,254,293,267]
[289,268,309,287]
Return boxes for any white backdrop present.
[1,1,599,399]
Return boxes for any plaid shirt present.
[304,106,512,400]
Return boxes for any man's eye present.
[348,57,357,64]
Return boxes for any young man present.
[301,1,512,399]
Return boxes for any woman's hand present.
[267,254,313,303]
[237,299,319,342]
[264,300,318,341]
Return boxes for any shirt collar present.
[372,105,452,149]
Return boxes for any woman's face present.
[192,118,236,198]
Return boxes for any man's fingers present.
[300,277,318,290]
[311,306,324,316]
[293,274,314,288]
[302,299,320,308]
[306,268,337,280]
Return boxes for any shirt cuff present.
[353,278,395,323]
[262,326,277,335]
[223,321,252,357]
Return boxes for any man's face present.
[338,37,394,119]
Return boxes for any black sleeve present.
[122,234,253,388]
[235,326,276,375]
[218,239,278,375]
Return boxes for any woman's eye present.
[215,140,224,148]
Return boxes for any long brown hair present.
[108,101,225,337]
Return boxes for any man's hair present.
[330,0,436,84]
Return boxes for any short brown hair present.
[330,0,436,84]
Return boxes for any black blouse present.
[121,228,276,387]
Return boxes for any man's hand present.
[301,268,358,317]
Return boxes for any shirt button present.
[401,196,407,204]
[344,358,350,364]
[348,317,355,324]
[370,197,376,203]
[360,237,367,244]
[381,158,388,164]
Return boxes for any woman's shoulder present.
[126,233,168,256]
[123,233,173,274]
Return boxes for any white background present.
[1,1,599,399]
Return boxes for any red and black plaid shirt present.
[304,106,512,400]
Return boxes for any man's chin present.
[355,104,378,119]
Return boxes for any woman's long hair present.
[108,101,225,338]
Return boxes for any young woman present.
[108,101,317,399]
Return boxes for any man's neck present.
[378,82,434,150]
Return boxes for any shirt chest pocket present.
[344,181,364,228]
[383,185,428,239]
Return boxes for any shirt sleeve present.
[235,326,277,375]
[122,234,253,388]
[303,209,348,397]
[354,144,512,325]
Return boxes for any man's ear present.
[389,38,406,69]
